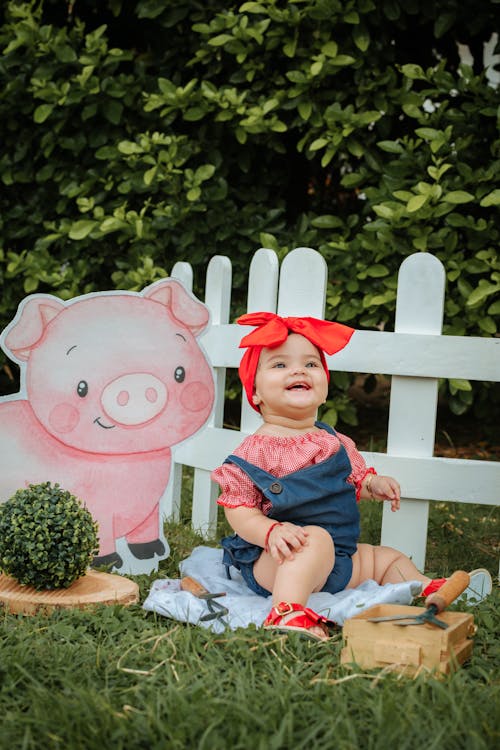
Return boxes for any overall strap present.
[314,420,336,435]
[224,454,285,497]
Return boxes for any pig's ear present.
[144,280,209,336]
[3,297,64,361]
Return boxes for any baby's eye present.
[272,362,285,368]
[306,361,319,368]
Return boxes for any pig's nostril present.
[117,390,129,407]
[146,387,158,403]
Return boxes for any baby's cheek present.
[180,382,212,413]
[48,403,81,434]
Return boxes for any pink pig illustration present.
[0,279,215,573]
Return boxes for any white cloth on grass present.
[142,546,423,634]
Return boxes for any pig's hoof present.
[91,552,123,569]
[127,539,166,559]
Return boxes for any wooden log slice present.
[0,569,139,614]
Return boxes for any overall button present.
[269,481,282,494]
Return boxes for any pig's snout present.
[101,373,167,426]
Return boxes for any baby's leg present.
[348,542,431,588]
[254,525,334,604]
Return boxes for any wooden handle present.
[425,570,470,613]
[180,576,209,598]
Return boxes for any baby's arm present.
[224,505,309,564]
[336,430,401,511]
[361,474,401,512]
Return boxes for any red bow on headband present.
[237,312,355,411]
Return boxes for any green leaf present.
[341,172,363,188]
[449,378,472,392]
[322,41,338,58]
[466,283,500,306]
[366,265,389,278]
[195,164,216,181]
[298,101,312,121]
[118,141,142,155]
[353,27,370,52]
[34,104,54,124]
[400,63,426,80]
[311,215,344,229]
[311,60,323,76]
[478,316,497,334]
[187,187,201,201]
[184,107,206,122]
[434,12,455,38]
[239,2,266,12]
[344,11,360,24]
[259,232,278,250]
[372,204,394,219]
[442,191,474,204]
[321,407,338,426]
[407,194,427,212]
[100,217,127,233]
[415,127,442,140]
[479,189,500,207]
[330,55,355,67]
[412,235,428,251]
[377,141,404,154]
[144,166,157,186]
[427,164,452,180]
[24,277,39,293]
[209,34,234,46]
[68,221,97,240]
[283,39,297,58]
[310,138,328,151]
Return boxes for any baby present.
[212,313,491,640]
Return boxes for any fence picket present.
[161,261,194,523]
[381,253,445,570]
[170,261,193,291]
[191,256,232,536]
[278,247,327,316]
[240,248,279,435]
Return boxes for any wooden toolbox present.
[341,604,476,677]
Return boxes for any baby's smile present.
[287,382,310,390]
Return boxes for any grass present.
[1,499,498,750]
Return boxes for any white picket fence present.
[164,247,500,574]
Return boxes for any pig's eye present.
[77,380,89,398]
[174,366,185,383]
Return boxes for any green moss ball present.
[0,482,99,590]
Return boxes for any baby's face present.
[253,334,328,418]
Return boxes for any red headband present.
[237,312,355,411]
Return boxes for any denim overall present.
[220,421,360,596]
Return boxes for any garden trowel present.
[367,570,471,629]
[180,575,229,622]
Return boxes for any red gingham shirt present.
[212,429,373,515]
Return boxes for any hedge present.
[0,0,498,423]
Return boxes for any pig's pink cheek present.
[179,382,212,413]
[48,403,80,434]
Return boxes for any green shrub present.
[0,0,498,423]
[0,481,99,590]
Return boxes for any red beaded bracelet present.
[264,521,283,552]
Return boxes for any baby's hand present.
[266,521,309,564]
[369,475,401,512]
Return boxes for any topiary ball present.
[0,482,99,590]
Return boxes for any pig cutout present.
[0,279,215,574]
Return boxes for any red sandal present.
[420,578,447,597]
[263,602,336,642]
